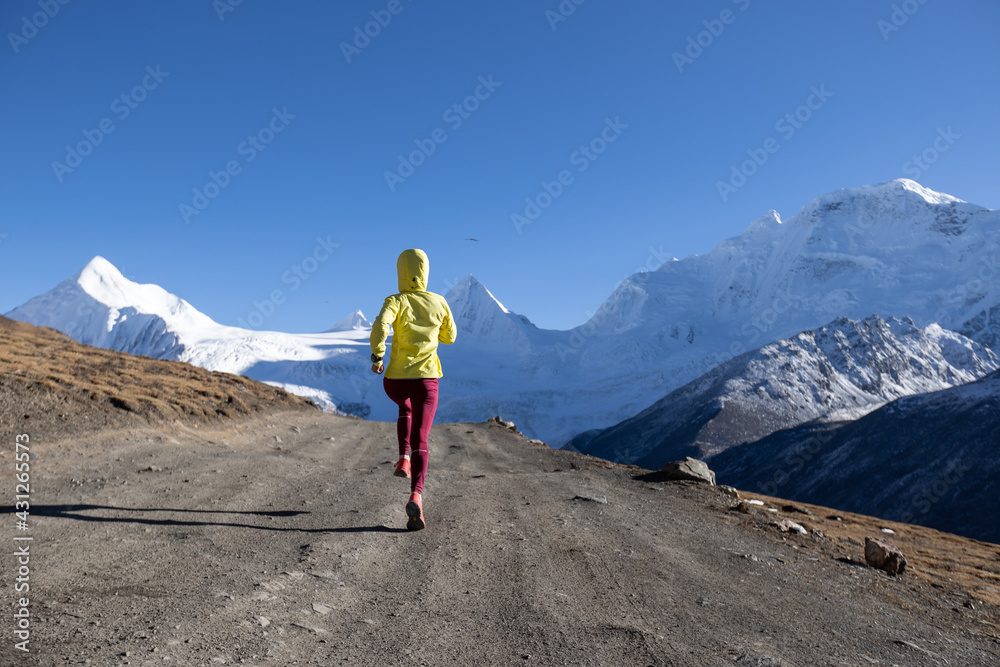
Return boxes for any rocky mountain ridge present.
[574,314,999,469]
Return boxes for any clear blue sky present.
[2,0,998,331]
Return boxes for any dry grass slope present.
[0,315,316,436]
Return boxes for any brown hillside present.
[0,315,316,439]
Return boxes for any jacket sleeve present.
[370,296,398,358]
[438,298,457,345]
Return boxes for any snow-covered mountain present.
[573,314,999,469]
[7,257,379,417]
[708,368,1000,544]
[7,179,1000,446]
[8,255,214,358]
[440,178,1000,443]
[571,180,999,378]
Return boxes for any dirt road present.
[3,411,999,666]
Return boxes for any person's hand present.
[371,362,384,375]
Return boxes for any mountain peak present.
[741,209,782,235]
[328,310,370,332]
[446,274,511,315]
[72,256,136,304]
[887,178,966,204]
[444,274,536,349]
[805,179,970,216]
[76,255,121,278]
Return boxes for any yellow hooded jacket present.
[371,249,457,379]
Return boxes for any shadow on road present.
[3,504,407,533]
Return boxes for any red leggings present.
[382,378,439,495]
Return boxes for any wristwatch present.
[371,354,383,364]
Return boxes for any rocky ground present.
[0,410,998,666]
[1,318,999,665]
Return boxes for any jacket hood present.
[397,248,429,293]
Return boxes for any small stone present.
[312,603,334,615]
[659,457,716,485]
[289,622,327,634]
[719,486,740,501]
[573,493,608,504]
[864,537,907,575]
[781,503,812,516]
[487,416,516,430]
[772,519,807,535]
[274,436,282,443]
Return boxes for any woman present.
[370,249,457,531]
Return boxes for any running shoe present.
[393,457,411,479]
[405,493,424,531]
